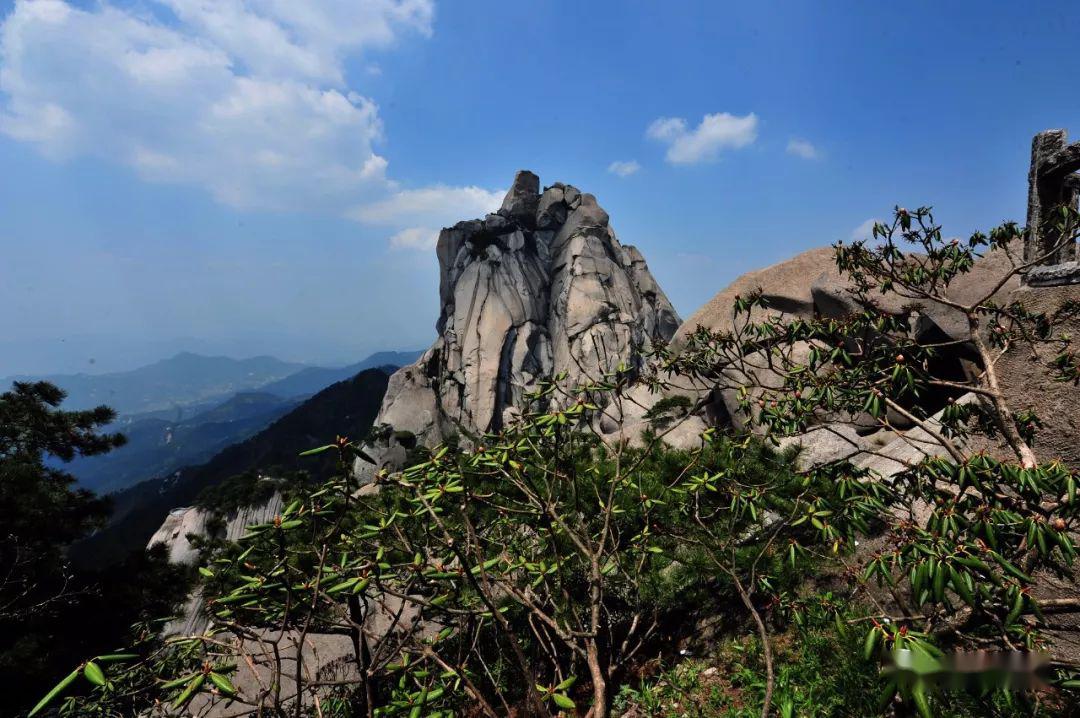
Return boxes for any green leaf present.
[158,672,201,691]
[299,444,335,457]
[199,567,215,578]
[911,682,932,718]
[94,653,138,663]
[173,675,205,709]
[552,693,576,709]
[326,577,360,594]
[876,678,898,711]
[990,552,1033,583]
[28,668,80,717]
[555,675,577,691]
[949,566,975,606]
[863,627,881,660]
[1006,590,1025,626]
[209,671,236,695]
[83,660,106,687]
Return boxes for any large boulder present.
[669,244,1025,430]
[664,248,838,431]
[374,171,681,446]
[809,242,1021,345]
[676,241,1021,349]
[777,424,869,470]
[672,247,834,349]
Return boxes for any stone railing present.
[1025,129,1080,286]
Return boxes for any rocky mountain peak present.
[376,170,681,445]
[499,169,541,220]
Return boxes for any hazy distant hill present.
[47,350,420,494]
[5,350,423,419]
[4,352,307,415]
[257,350,421,398]
[65,391,302,494]
[73,367,393,567]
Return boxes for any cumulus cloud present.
[607,160,641,177]
[646,112,758,164]
[786,138,820,160]
[0,0,501,222]
[389,227,439,251]
[851,218,881,241]
[350,185,504,226]
[157,0,434,86]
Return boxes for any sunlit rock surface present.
[376,170,680,444]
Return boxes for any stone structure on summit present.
[1026,129,1080,286]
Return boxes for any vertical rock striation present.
[376,170,680,444]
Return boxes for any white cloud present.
[646,112,758,164]
[0,0,467,217]
[350,185,504,226]
[389,226,439,251]
[150,0,434,86]
[851,218,880,241]
[645,117,687,143]
[786,138,820,160]
[607,160,641,177]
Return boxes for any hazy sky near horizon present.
[2,0,1080,376]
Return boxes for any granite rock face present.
[376,171,681,444]
[674,244,1022,350]
[148,493,284,567]
[147,492,285,636]
[669,244,1026,429]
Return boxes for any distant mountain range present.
[73,366,394,567]
[65,392,303,494]
[255,351,421,399]
[4,352,305,415]
[3,349,421,416]
[10,349,421,494]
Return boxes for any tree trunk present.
[732,573,774,718]
[586,641,608,718]
[969,314,1038,468]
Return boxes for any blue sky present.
[2,0,1079,376]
